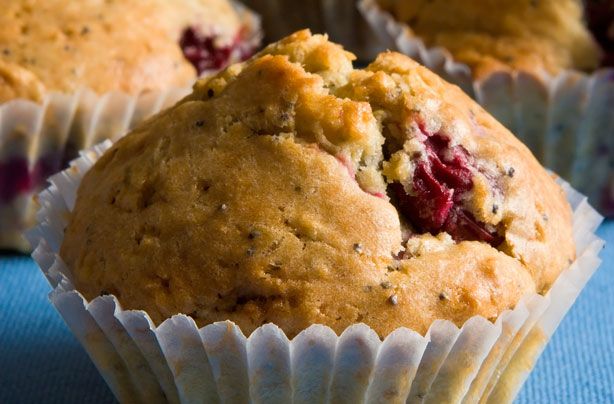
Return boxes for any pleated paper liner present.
[0,1,262,253]
[0,87,191,252]
[26,141,603,403]
[358,0,614,217]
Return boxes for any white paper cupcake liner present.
[240,0,385,61]
[358,0,614,217]
[26,141,604,403]
[0,1,262,253]
[0,88,191,252]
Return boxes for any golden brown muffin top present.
[0,0,245,103]
[61,31,574,338]
[377,0,601,79]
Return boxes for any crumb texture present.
[61,31,575,338]
[0,0,244,102]
[377,0,601,78]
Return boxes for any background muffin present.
[0,0,261,251]
[60,31,574,338]
[374,0,602,79]
[0,0,257,103]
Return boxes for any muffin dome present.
[0,0,257,103]
[376,0,601,78]
[61,31,574,337]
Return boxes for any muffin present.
[0,0,258,102]
[0,0,261,251]
[373,0,602,79]
[28,31,605,404]
[59,30,575,339]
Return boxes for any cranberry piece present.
[443,206,504,246]
[410,162,454,228]
[390,129,502,246]
[0,152,63,203]
[425,134,473,195]
[180,27,253,75]
[0,157,31,202]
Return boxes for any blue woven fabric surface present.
[1,222,612,404]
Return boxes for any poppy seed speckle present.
[248,230,261,240]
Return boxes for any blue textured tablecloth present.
[1,222,612,404]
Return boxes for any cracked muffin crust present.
[376,0,602,79]
[61,30,575,338]
[0,0,256,103]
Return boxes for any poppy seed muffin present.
[376,0,602,79]
[60,30,574,338]
[0,0,257,103]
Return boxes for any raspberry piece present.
[409,162,453,228]
[390,129,502,246]
[442,206,503,246]
[0,152,63,202]
[180,27,253,74]
[426,135,473,194]
[0,157,30,202]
